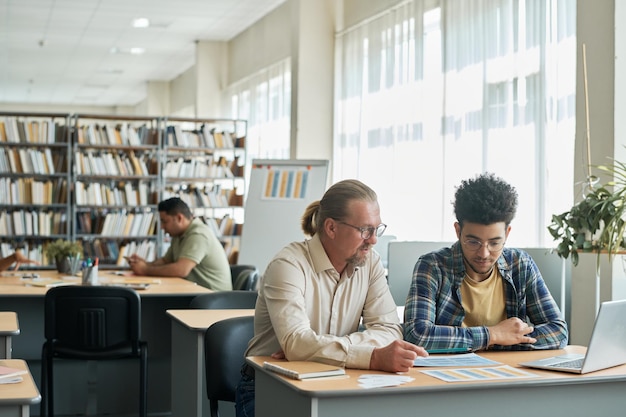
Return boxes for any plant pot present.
[55,257,71,274]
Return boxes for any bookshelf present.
[0,112,72,268]
[0,112,248,268]
[72,114,161,267]
[161,117,247,263]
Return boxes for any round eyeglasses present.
[461,238,505,252]
[336,221,387,240]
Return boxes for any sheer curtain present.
[334,0,576,246]
[223,58,292,187]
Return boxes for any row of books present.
[220,235,241,265]
[0,117,68,144]
[76,123,159,147]
[165,124,243,149]
[0,147,66,175]
[0,211,67,236]
[84,239,157,266]
[0,178,67,205]
[163,187,243,208]
[75,181,158,206]
[1,242,47,266]
[76,211,158,236]
[164,157,235,179]
[74,150,157,176]
[199,215,243,237]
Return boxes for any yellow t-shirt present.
[461,267,506,327]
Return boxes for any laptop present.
[519,299,626,374]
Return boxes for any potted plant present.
[548,158,626,266]
[45,239,83,273]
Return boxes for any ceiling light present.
[110,47,145,55]
[133,18,150,28]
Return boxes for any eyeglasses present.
[461,238,505,252]
[336,221,387,240]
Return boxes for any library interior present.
[1,1,626,417]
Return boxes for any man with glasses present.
[404,173,568,351]
[236,179,427,417]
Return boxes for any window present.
[334,0,576,246]
[223,58,292,186]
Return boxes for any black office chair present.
[204,316,254,417]
[41,285,148,417]
[230,264,260,291]
[189,290,258,309]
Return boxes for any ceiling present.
[0,0,286,107]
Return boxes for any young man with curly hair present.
[404,173,568,351]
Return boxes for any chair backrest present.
[387,241,453,305]
[189,291,258,309]
[44,285,142,355]
[204,316,254,404]
[519,247,571,324]
[230,264,259,291]
[374,234,397,268]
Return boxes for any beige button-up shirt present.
[245,234,402,369]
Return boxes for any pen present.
[426,347,472,354]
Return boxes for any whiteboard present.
[238,159,329,274]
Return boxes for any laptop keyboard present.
[551,358,584,369]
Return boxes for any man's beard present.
[347,244,370,267]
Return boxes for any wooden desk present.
[0,359,41,417]
[0,312,19,359]
[0,270,207,296]
[167,309,254,417]
[0,270,211,416]
[248,346,626,417]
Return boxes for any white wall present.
[227,2,292,85]
[168,67,197,117]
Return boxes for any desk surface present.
[167,308,254,330]
[0,313,19,336]
[248,345,626,395]
[251,346,626,417]
[0,270,211,297]
[0,359,40,405]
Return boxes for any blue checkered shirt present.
[403,242,568,351]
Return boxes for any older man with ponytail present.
[235,179,427,417]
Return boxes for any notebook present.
[519,299,626,374]
[263,361,346,380]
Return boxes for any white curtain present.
[223,58,292,186]
[334,0,576,246]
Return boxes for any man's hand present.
[369,340,428,373]
[13,251,39,271]
[127,255,148,275]
[488,317,537,346]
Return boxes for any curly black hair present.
[453,173,518,226]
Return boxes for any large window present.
[223,58,292,185]
[334,0,576,247]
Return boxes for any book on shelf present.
[262,361,346,380]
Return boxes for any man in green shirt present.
[128,197,232,290]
